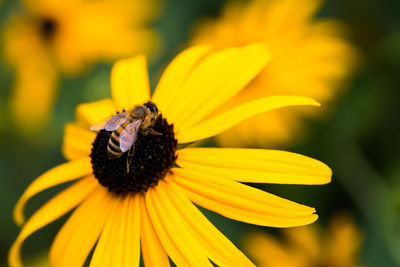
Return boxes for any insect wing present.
[119,119,143,152]
[104,112,127,131]
[90,117,110,131]
[90,112,127,131]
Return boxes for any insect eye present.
[144,102,158,113]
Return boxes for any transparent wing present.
[90,112,127,131]
[119,119,143,152]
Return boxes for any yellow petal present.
[49,186,112,267]
[110,197,131,267]
[90,196,122,267]
[326,213,362,265]
[8,177,97,267]
[14,157,93,226]
[5,19,58,133]
[284,226,320,260]
[143,190,193,266]
[151,45,212,124]
[147,187,212,267]
[162,179,255,267]
[166,43,271,131]
[177,96,320,143]
[118,195,141,267]
[243,231,294,267]
[140,195,171,267]
[52,0,159,72]
[91,194,141,267]
[62,123,96,161]
[173,167,314,213]
[10,59,58,133]
[172,168,318,227]
[176,147,331,184]
[75,99,116,128]
[111,55,151,110]
[176,44,271,130]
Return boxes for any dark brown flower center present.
[38,17,57,39]
[90,114,177,195]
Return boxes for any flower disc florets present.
[90,115,177,195]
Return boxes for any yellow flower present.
[9,44,331,267]
[191,0,357,147]
[244,213,362,267]
[4,0,158,132]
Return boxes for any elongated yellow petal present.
[110,196,131,267]
[157,181,224,265]
[284,225,320,259]
[177,148,331,184]
[62,123,96,160]
[173,167,314,213]
[90,196,122,267]
[49,186,112,267]
[14,157,92,226]
[93,195,141,267]
[177,96,320,143]
[10,57,58,133]
[172,168,318,227]
[111,55,150,110]
[143,190,192,267]
[166,43,271,131]
[140,195,171,267]
[8,177,97,267]
[148,187,212,267]
[176,43,271,130]
[243,231,292,267]
[118,195,141,267]
[75,99,116,128]
[162,179,255,267]
[151,45,212,123]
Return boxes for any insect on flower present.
[90,101,161,172]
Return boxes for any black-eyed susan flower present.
[9,44,332,267]
[191,0,357,147]
[243,213,362,267]
[3,0,158,132]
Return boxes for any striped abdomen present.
[107,123,126,159]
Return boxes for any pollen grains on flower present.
[190,0,358,147]
[3,0,159,133]
[9,44,332,267]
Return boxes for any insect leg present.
[143,128,162,136]
[126,144,136,173]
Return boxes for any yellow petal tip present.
[310,213,319,224]
[285,96,321,108]
[9,240,23,267]
[303,97,321,107]
[324,174,332,184]
[319,163,333,184]
[113,53,147,66]
[13,198,26,227]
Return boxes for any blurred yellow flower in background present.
[9,44,332,266]
[3,0,158,133]
[244,213,363,267]
[191,0,357,147]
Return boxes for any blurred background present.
[0,0,400,266]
